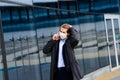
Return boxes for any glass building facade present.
[0,0,120,80]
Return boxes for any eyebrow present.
[60,31,66,33]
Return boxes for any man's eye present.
[60,31,65,33]
[60,31,62,32]
[60,31,63,33]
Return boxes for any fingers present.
[52,33,59,40]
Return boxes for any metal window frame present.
[104,14,120,71]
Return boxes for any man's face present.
[59,27,68,35]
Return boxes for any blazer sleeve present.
[43,39,57,54]
[69,27,80,48]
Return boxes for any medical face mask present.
[59,32,67,39]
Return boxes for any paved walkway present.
[96,68,120,80]
[112,76,120,80]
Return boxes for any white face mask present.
[59,32,67,39]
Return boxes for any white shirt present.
[57,40,65,68]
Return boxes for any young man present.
[43,23,83,80]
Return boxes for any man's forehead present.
[59,27,67,32]
[60,27,67,30]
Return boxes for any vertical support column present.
[0,9,9,80]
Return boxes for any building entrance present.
[104,14,120,70]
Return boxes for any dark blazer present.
[43,27,83,80]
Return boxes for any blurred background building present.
[0,0,120,80]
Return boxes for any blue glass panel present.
[58,0,77,10]
[91,0,119,13]
[1,7,41,80]
[34,1,58,8]
[79,14,100,74]
[0,28,4,80]
[77,0,89,12]
[95,15,109,67]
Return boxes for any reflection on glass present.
[58,1,77,10]
[80,14,99,74]
[95,15,109,67]
[1,7,41,80]
[32,0,119,13]
[33,1,58,8]
[106,19,117,68]
[83,47,99,74]
[77,0,89,12]
[113,19,120,65]
[92,0,119,13]
[0,7,5,80]
[0,33,4,80]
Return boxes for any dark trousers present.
[55,67,73,80]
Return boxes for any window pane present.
[79,14,99,74]
[113,19,120,66]
[34,1,58,8]
[58,0,77,10]
[95,15,109,67]
[1,7,41,80]
[106,19,117,67]
[77,0,119,13]
[92,0,119,13]
[77,0,89,12]
[0,22,4,80]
